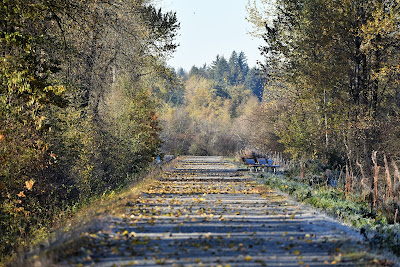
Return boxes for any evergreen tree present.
[209,55,230,85]
[176,68,187,80]
[244,68,264,100]
[209,55,221,79]
[228,51,240,85]
[238,52,250,83]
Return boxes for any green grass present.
[258,172,400,257]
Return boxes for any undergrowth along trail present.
[47,156,395,266]
[259,172,400,261]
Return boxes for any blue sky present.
[157,0,264,71]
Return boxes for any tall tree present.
[244,67,264,100]
[228,51,240,85]
[238,51,250,83]
[209,55,230,85]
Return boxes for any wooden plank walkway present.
[56,156,395,266]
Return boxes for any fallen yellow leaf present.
[293,250,301,255]
[244,255,253,261]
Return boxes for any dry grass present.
[349,151,400,224]
[12,159,178,267]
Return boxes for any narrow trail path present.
[58,156,393,266]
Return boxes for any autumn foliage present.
[160,52,279,156]
[246,0,400,230]
[0,0,178,263]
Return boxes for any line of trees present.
[247,0,400,165]
[0,0,179,263]
[180,51,264,100]
[247,0,400,216]
[159,51,283,156]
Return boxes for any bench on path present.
[243,158,262,172]
[243,158,280,172]
[257,158,280,173]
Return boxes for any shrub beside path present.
[56,156,396,266]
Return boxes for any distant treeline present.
[159,51,279,156]
[176,51,264,101]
